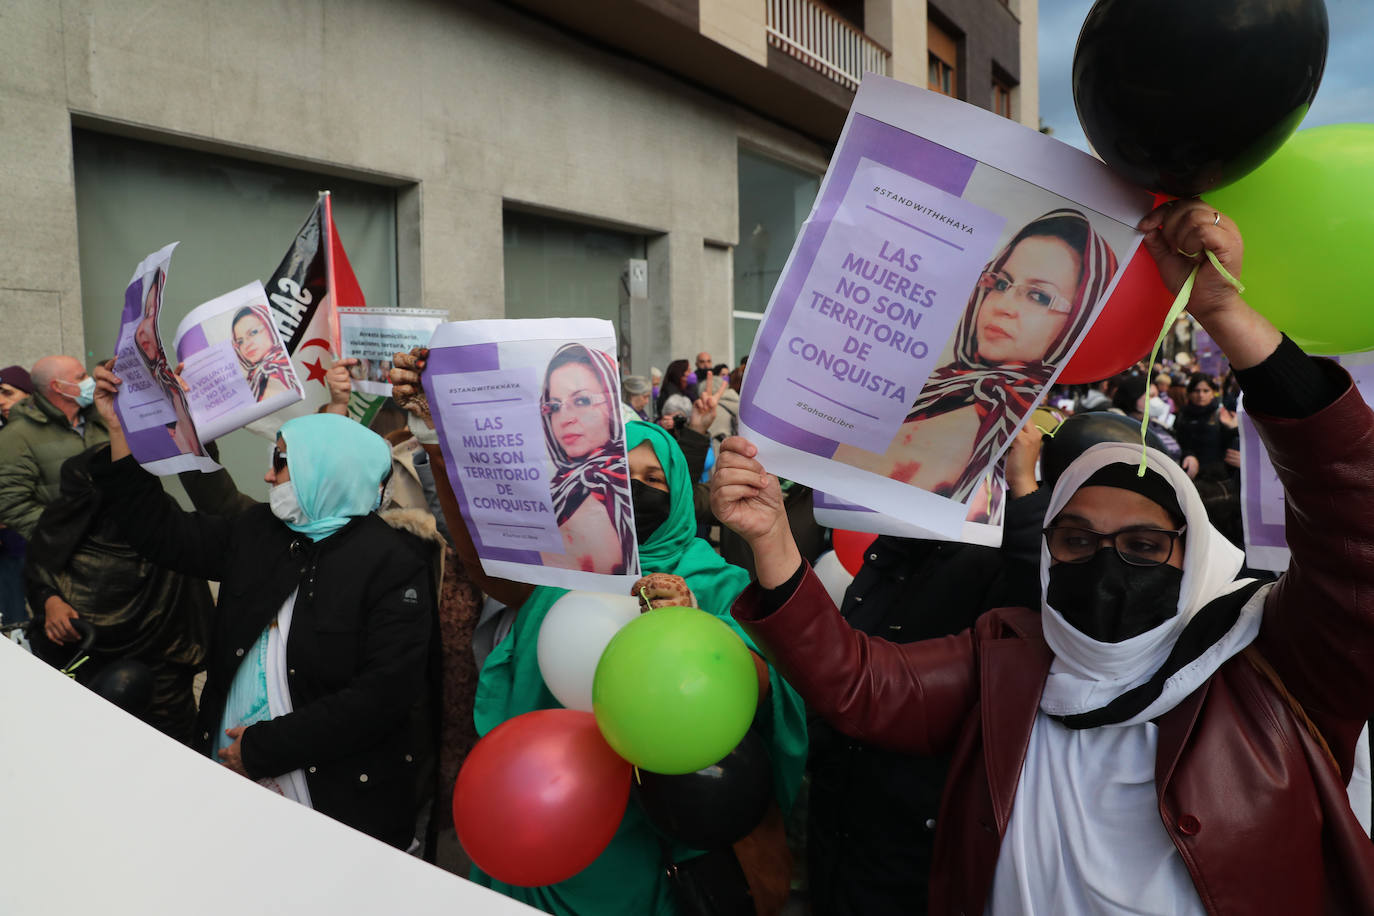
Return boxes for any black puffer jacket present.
[92,450,433,848]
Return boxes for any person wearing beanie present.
[0,365,33,426]
[713,201,1374,912]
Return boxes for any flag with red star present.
[247,192,381,435]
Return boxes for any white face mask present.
[269,481,308,526]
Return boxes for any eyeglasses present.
[1043,525,1186,567]
[272,446,288,474]
[977,271,1073,314]
[541,392,609,417]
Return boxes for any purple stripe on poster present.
[178,325,210,358]
[422,343,542,566]
[1239,414,1286,550]
[740,114,979,451]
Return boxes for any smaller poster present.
[1240,354,1374,571]
[113,245,305,476]
[423,318,640,592]
[339,308,448,396]
[738,75,1154,539]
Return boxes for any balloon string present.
[1138,264,1200,476]
[1205,249,1246,295]
[638,587,651,613]
[1135,249,1247,475]
[634,766,642,785]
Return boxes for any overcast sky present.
[1037,0,1374,153]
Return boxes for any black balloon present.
[634,729,773,850]
[86,659,155,718]
[1072,0,1328,196]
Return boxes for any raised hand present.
[91,360,122,429]
[389,347,432,426]
[1138,199,1244,321]
[710,437,801,588]
[324,357,359,415]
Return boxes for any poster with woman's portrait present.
[172,281,306,443]
[111,252,305,476]
[423,318,640,592]
[112,243,220,476]
[739,75,1155,541]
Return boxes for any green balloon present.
[592,606,759,775]
[1204,123,1374,355]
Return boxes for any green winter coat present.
[0,392,108,539]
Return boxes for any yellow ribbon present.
[1136,250,1246,475]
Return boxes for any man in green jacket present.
[0,355,109,629]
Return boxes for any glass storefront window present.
[734,148,821,363]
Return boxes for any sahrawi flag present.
[248,191,383,436]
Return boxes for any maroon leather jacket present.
[736,377,1374,915]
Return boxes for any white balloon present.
[537,591,642,711]
[811,550,854,611]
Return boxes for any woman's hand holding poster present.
[423,318,640,592]
[113,244,305,475]
[739,75,1155,540]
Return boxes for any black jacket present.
[92,451,433,848]
[805,487,1046,915]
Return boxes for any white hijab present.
[1037,442,1264,726]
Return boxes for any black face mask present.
[1046,548,1184,643]
[631,479,672,545]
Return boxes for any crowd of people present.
[2,200,1373,914]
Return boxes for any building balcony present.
[766,0,891,92]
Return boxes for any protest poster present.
[423,318,640,592]
[339,308,447,396]
[738,75,1154,539]
[113,245,304,475]
[1240,353,1374,571]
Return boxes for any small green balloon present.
[592,606,759,775]
[1204,123,1374,355]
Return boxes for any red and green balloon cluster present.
[452,592,765,887]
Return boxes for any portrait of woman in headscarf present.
[834,208,1116,503]
[133,267,205,457]
[231,305,294,402]
[539,342,636,575]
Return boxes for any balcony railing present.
[766,0,891,92]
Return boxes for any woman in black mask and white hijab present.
[712,200,1374,913]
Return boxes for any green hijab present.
[472,421,808,916]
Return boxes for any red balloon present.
[454,709,631,887]
[1057,195,1176,385]
[832,528,878,576]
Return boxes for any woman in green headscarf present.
[393,350,808,916]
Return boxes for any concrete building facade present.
[2,0,1038,378]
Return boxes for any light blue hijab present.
[277,413,391,541]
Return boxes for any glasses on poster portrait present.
[977,271,1073,315]
[1043,525,1187,567]
[541,392,610,417]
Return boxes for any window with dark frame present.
[927,19,958,99]
[994,76,1014,119]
